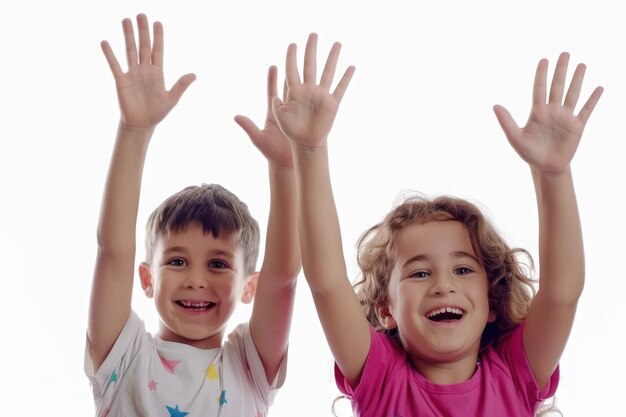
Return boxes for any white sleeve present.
[84,311,147,400]
[225,322,288,407]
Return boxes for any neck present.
[409,351,480,384]
[158,323,224,350]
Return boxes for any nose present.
[430,272,457,295]
[182,266,207,289]
[183,277,206,289]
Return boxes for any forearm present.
[293,145,348,292]
[260,163,301,283]
[533,168,584,303]
[292,143,371,382]
[96,123,153,258]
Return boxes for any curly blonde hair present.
[354,194,536,348]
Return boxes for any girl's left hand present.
[493,52,603,175]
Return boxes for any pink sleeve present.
[334,327,403,400]
[496,323,560,403]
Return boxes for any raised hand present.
[101,13,196,129]
[493,52,603,175]
[272,33,355,149]
[235,66,294,168]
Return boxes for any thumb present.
[271,96,289,132]
[271,96,284,120]
[169,73,197,104]
[492,104,520,144]
[234,115,262,145]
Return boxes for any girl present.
[271,32,602,417]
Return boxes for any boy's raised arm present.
[88,14,195,372]
[272,33,371,386]
[235,66,301,384]
[493,52,603,389]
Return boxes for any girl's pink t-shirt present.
[335,323,558,417]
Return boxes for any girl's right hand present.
[272,33,355,150]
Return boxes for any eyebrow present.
[401,254,429,268]
[401,251,480,268]
[451,251,481,265]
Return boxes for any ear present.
[377,305,398,330]
[138,262,154,298]
[241,272,259,304]
[488,309,496,323]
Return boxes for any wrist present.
[268,161,295,176]
[117,122,156,142]
[291,144,331,179]
[531,166,573,181]
[291,140,329,161]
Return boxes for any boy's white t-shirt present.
[85,311,286,417]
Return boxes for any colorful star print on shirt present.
[106,370,117,388]
[166,404,189,417]
[147,379,158,391]
[160,356,182,374]
[85,312,280,416]
[207,362,219,380]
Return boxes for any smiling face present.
[139,223,255,349]
[383,220,495,369]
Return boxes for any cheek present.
[153,273,177,294]
[393,282,422,314]
[467,283,491,311]
[215,277,244,296]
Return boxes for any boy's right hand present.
[272,33,355,150]
[101,13,196,130]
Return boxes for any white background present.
[1,1,624,416]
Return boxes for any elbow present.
[259,268,301,293]
[281,266,302,288]
[541,278,585,305]
[262,259,302,287]
[95,232,136,263]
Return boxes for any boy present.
[85,14,300,417]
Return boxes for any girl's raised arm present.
[273,33,371,385]
[493,52,602,389]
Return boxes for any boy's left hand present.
[235,66,294,169]
[493,52,603,175]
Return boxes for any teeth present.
[180,300,211,308]
[426,307,464,318]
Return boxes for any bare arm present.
[235,66,301,384]
[493,52,603,388]
[88,14,195,372]
[273,34,371,385]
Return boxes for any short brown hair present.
[144,183,260,277]
[355,194,536,348]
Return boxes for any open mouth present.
[176,300,216,312]
[426,307,465,322]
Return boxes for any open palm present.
[101,14,195,129]
[494,52,603,175]
[235,66,294,168]
[273,33,354,149]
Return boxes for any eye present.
[208,260,228,269]
[408,270,430,280]
[454,266,473,276]
[167,258,187,267]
